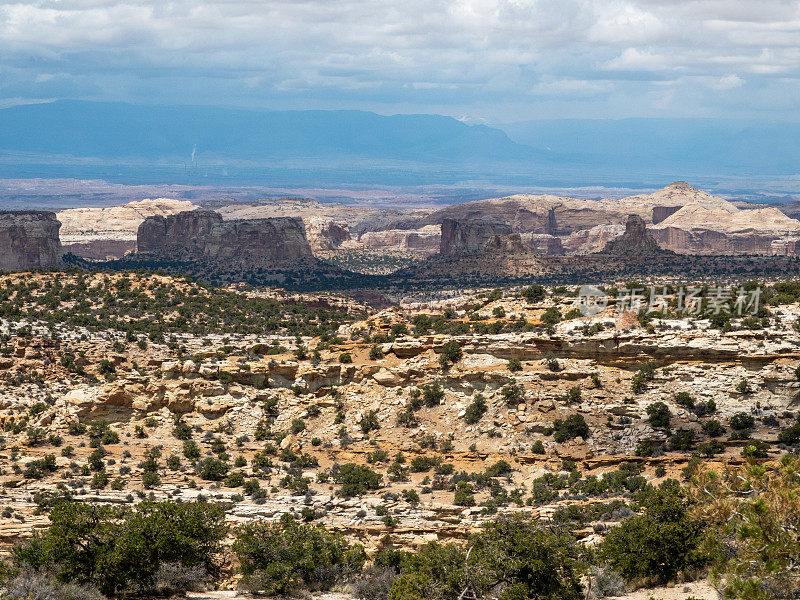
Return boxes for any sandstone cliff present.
[305,218,351,251]
[0,211,61,271]
[651,204,800,255]
[403,182,734,244]
[440,218,514,255]
[58,198,197,259]
[137,210,316,268]
[358,226,441,255]
[652,205,681,225]
[601,214,665,256]
[418,182,800,257]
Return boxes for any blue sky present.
[2,0,800,123]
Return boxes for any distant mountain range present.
[501,118,800,175]
[0,101,798,188]
[0,100,538,164]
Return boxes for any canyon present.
[35,183,800,277]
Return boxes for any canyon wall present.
[0,211,62,271]
[602,214,664,256]
[137,210,316,268]
[305,218,351,251]
[58,199,197,259]
[440,218,514,255]
[650,227,793,255]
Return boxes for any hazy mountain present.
[500,118,800,175]
[2,102,799,191]
[0,100,539,164]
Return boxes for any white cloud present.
[709,74,745,90]
[530,78,614,98]
[0,0,798,119]
[603,48,675,71]
[588,2,668,44]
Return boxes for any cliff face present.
[652,205,682,225]
[57,198,197,259]
[520,233,564,255]
[137,210,315,267]
[305,219,351,252]
[137,210,221,255]
[440,218,514,255]
[205,218,315,265]
[649,227,796,255]
[602,214,664,256]
[0,211,62,271]
[359,226,441,254]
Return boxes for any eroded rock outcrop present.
[305,218,351,251]
[520,233,564,255]
[483,232,529,254]
[440,218,514,256]
[601,214,664,256]
[359,226,441,254]
[137,210,316,268]
[0,211,61,271]
[563,223,626,254]
[58,198,197,259]
[651,204,800,255]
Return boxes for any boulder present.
[63,388,98,416]
[373,368,403,386]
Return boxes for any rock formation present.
[482,233,529,254]
[137,210,220,254]
[651,204,800,255]
[652,205,681,225]
[770,238,800,256]
[440,218,514,255]
[563,223,626,254]
[358,226,441,255]
[520,233,564,255]
[0,211,62,271]
[601,214,664,256]
[424,183,800,257]
[137,210,317,268]
[58,198,196,259]
[305,218,351,251]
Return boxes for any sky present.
[2,0,800,123]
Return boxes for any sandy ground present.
[608,580,720,600]
[187,580,720,600]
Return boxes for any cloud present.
[603,48,675,71]
[709,74,745,90]
[0,0,798,120]
[530,78,614,98]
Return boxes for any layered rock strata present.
[440,218,515,256]
[602,214,665,256]
[0,211,61,271]
[57,198,196,259]
[136,210,316,268]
